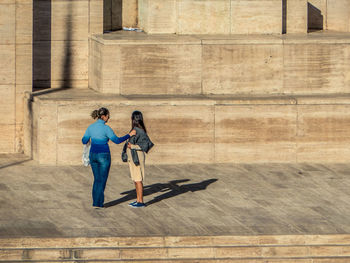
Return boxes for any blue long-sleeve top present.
[82,119,130,153]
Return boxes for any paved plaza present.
[1,154,350,238]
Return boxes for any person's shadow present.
[104,179,218,207]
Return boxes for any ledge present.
[91,30,350,45]
[28,90,350,106]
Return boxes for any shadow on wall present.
[104,0,122,32]
[33,0,51,91]
[308,2,323,32]
[32,0,73,92]
[282,0,287,34]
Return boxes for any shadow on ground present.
[104,179,218,207]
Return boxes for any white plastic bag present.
[82,141,91,167]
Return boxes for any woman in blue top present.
[82,107,136,209]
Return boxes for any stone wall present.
[0,0,103,154]
[33,0,103,90]
[90,33,350,96]
[138,0,283,34]
[30,91,350,165]
[0,0,32,154]
[138,0,350,34]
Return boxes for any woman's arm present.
[82,128,90,144]
[106,126,136,144]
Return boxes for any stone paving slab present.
[1,154,350,238]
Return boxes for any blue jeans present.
[89,152,111,207]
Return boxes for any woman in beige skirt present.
[126,111,154,208]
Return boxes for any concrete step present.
[89,31,350,96]
[24,89,350,165]
[2,235,350,262]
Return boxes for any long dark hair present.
[91,107,109,119]
[131,111,147,133]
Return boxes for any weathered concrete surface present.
[122,0,138,28]
[0,0,32,154]
[287,0,307,33]
[90,31,350,96]
[26,89,350,165]
[33,0,102,90]
[1,154,350,238]
[137,0,350,34]
[138,0,282,34]
[0,0,102,154]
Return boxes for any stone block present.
[123,0,138,28]
[101,45,121,94]
[309,246,350,257]
[211,236,260,246]
[118,236,164,247]
[31,101,39,160]
[57,104,95,165]
[0,249,22,260]
[214,246,261,258]
[168,247,214,258]
[165,236,213,247]
[26,249,70,261]
[51,0,89,41]
[51,80,88,90]
[15,85,31,125]
[120,248,167,259]
[177,0,230,34]
[287,0,307,33]
[127,105,215,164]
[16,1,32,44]
[0,0,15,3]
[23,93,33,157]
[297,105,350,163]
[55,102,214,165]
[202,44,283,95]
[215,105,297,163]
[15,122,24,153]
[0,85,15,125]
[0,124,15,153]
[231,0,282,34]
[51,41,88,87]
[36,103,58,165]
[89,0,104,35]
[262,246,309,257]
[283,44,350,94]
[0,3,15,44]
[0,44,15,85]
[120,44,202,95]
[16,44,32,85]
[327,0,350,32]
[89,39,103,92]
[75,248,120,259]
[138,0,176,34]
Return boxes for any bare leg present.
[134,181,144,203]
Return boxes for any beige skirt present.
[126,148,145,182]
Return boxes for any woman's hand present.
[129,129,136,137]
[127,142,132,149]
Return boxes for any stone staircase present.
[26,31,350,165]
[2,235,350,262]
[24,1,350,165]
